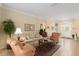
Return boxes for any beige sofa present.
[7,38,36,56]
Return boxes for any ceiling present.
[2,3,79,20]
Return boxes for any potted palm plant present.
[2,19,16,49]
[2,19,16,38]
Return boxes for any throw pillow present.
[26,35,30,40]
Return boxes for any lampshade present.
[40,24,45,29]
[15,27,22,34]
[43,26,45,29]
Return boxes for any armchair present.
[7,38,36,56]
[50,32,60,44]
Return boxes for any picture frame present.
[24,24,35,31]
[24,24,30,31]
[30,24,35,31]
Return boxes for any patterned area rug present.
[35,42,60,56]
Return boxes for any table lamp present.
[15,27,22,40]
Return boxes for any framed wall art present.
[30,24,35,31]
[24,24,30,31]
[24,24,35,31]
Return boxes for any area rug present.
[35,42,60,56]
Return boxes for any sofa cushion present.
[26,35,30,40]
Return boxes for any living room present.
[0,3,79,56]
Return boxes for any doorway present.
[60,21,72,38]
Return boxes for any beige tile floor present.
[0,38,79,56]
